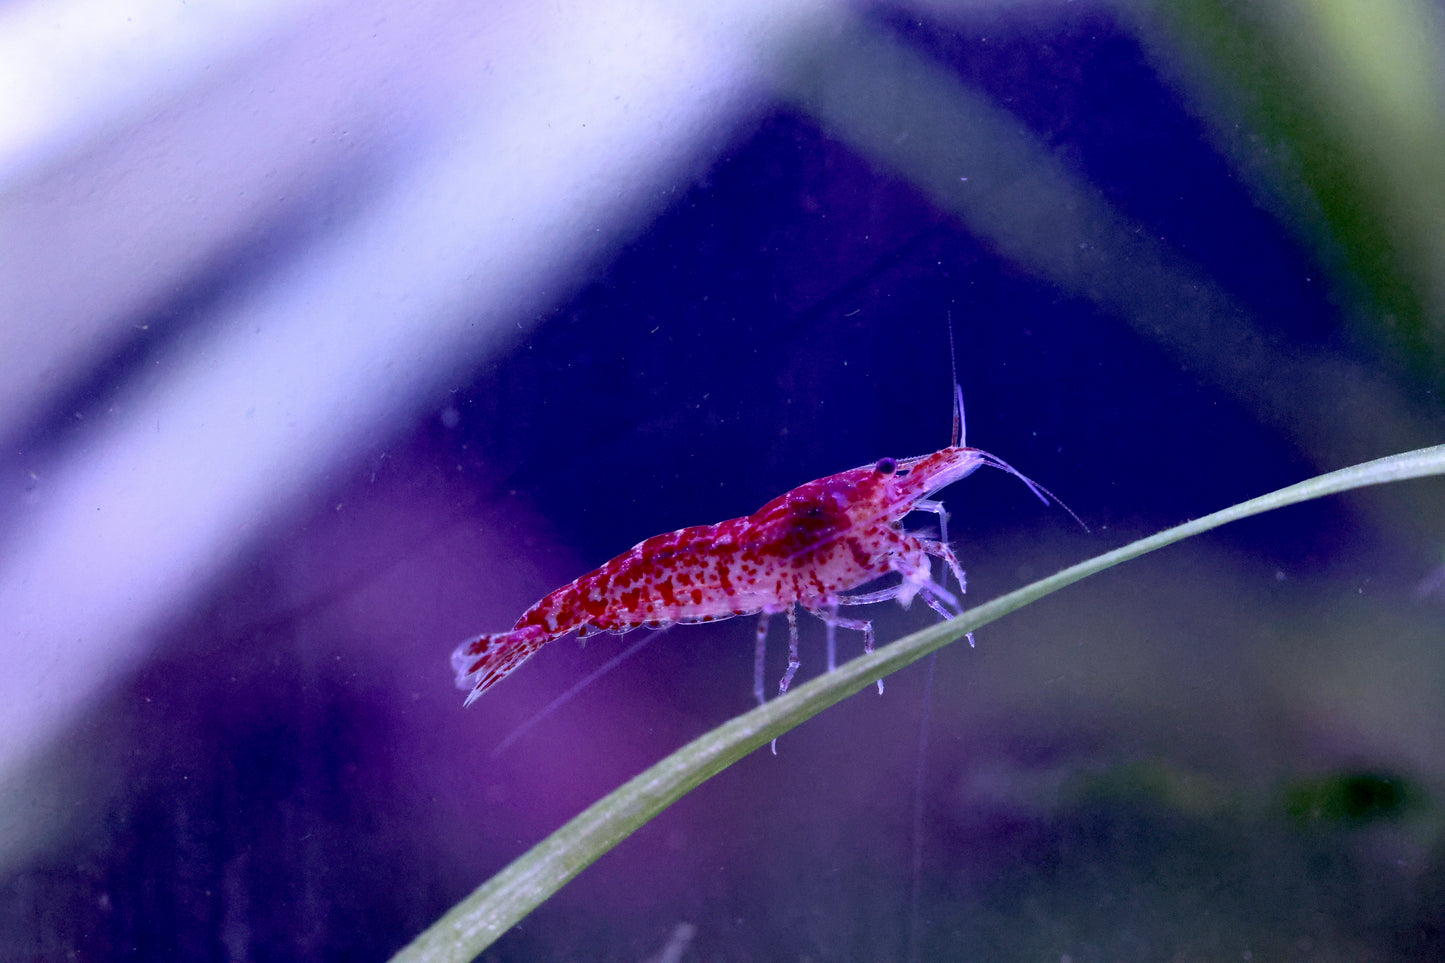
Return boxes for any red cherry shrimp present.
[451,385,1080,707]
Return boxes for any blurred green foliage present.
[1158,0,1445,381]
[1285,770,1425,826]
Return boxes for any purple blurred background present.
[4,0,1445,959]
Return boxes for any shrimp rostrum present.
[452,387,1073,706]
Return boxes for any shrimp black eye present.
[875,457,896,475]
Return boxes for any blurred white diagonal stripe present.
[0,0,833,846]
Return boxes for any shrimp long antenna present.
[489,630,664,756]
[952,384,966,449]
[977,452,1090,533]
[947,314,964,448]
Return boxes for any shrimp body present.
[452,391,1064,705]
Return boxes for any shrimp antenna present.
[953,385,966,449]
[977,451,1090,533]
[947,313,965,447]
[490,630,665,756]
[948,315,1085,532]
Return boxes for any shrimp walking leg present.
[777,607,803,695]
[807,603,882,693]
[825,618,837,673]
[753,613,772,707]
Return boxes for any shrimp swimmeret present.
[452,386,1076,706]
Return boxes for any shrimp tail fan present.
[451,624,551,705]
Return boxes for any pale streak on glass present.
[0,0,309,182]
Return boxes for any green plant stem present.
[390,443,1445,963]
